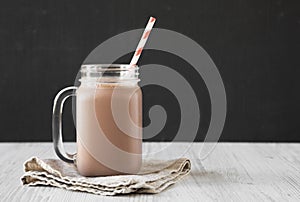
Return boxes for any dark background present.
[0,0,299,142]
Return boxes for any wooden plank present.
[0,143,300,201]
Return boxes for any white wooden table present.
[1,143,300,201]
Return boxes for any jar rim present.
[80,64,139,83]
[81,64,138,72]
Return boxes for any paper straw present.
[130,16,156,65]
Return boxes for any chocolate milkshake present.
[76,83,142,176]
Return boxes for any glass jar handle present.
[52,86,77,163]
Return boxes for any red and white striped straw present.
[130,16,156,66]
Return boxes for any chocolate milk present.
[76,84,142,176]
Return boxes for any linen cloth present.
[21,157,191,196]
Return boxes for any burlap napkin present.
[21,157,191,196]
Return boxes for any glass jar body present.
[52,64,142,176]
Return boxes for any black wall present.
[0,0,299,142]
